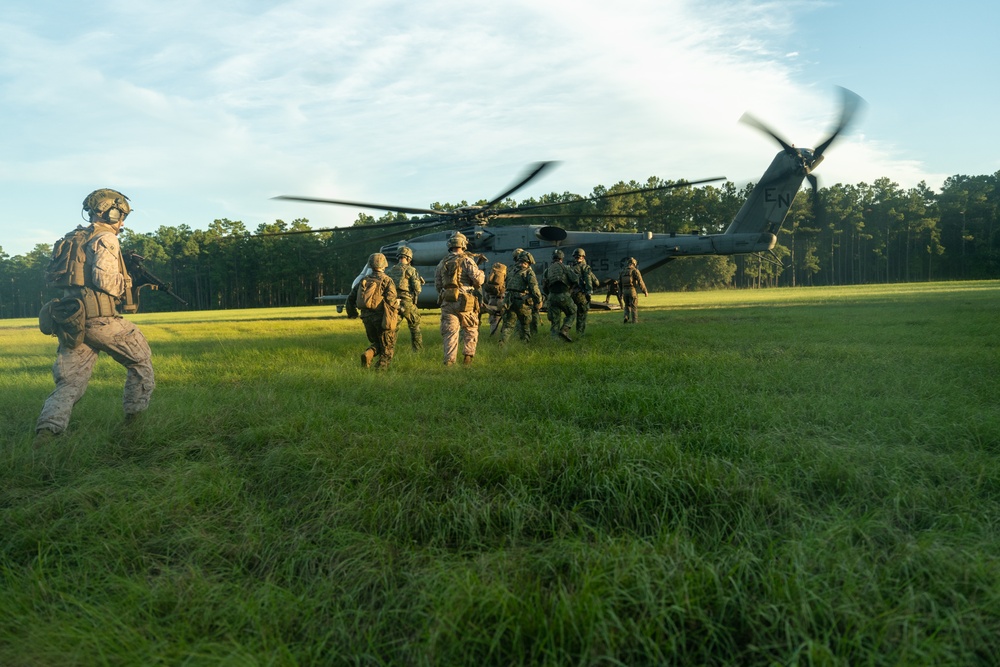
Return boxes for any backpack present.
[442,255,462,289]
[45,226,96,288]
[487,262,506,287]
[358,275,384,310]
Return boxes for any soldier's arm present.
[346,283,360,318]
[464,257,485,288]
[89,234,127,298]
[383,275,397,302]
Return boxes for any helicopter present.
[272,87,864,310]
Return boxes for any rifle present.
[122,252,188,312]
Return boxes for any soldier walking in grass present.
[619,256,648,324]
[568,247,601,336]
[347,253,398,369]
[386,246,423,352]
[34,188,155,447]
[497,250,543,346]
[541,248,577,342]
[434,232,485,365]
[604,278,622,307]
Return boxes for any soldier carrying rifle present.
[34,188,156,446]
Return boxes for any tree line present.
[1,172,997,319]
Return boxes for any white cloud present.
[0,0,949,256]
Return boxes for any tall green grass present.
[2,282,999,665]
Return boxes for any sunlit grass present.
[2,281,999,665]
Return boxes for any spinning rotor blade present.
[739,113,796,156]
[510,176,727,214]
[813,87,866,159]
[484,161,558,209]
[272,195,445,217]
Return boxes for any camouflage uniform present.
[619,258,648,324]
[482,263,506,336]
[386,254,423,351]
[512,248,540,339]
[541,250,578,342]
[568,249,602,336]
[435,235,485,365]
[35,200,155,440]
[498,254,542,345]
[347,255,398,369]
[604,279,623,307]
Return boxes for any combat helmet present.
[82,188,131,223]
[447,232,468,250]
[368,252,388,270]
[397,246,413,261]
[516,250,533,265]
[627,257,637,266]
[552,248,564,260]
[573,248,586,258]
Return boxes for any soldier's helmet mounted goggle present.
[82,188,131,224]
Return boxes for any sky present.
[1,0,997,257]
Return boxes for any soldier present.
[497,250,543,346]
[512,247,541,339]
[434,232,485,365]
[482,260,507,336]
[619,256,649,324]
[346,253,398,369]
[34,188,155,446]
[568,247,601,336]
[541,248,577,342]
[386,246,423,352]
[604,278,622,307]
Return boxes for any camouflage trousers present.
[622,290,639,323]
[546,291,575,335]
[362,312,396,368]
[569,293,591,335]
[396,299,422,351]
[440,302,479,364]
[36,316,154,435]
[498,300,533,344]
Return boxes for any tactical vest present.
[546,263,574,292]
[389,264,420,300]
[46,225,125,318]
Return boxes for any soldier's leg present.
[93,318,155,417]
[459,312,479,360]
[36,341,100,434]
[376,327,396,368]
[564,299,578,333]
[440,311,460,365]
[409,310,423,351]
[498,309,518,345]
[360,317,380,366]
[402,302,422,351]
[577,304,588,335]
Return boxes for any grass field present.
[2,282,999,666]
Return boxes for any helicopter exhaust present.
[535,226,568,242]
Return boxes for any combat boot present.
[559,326,573,342]
[463,354,474,365]
[33,428,58,449]
[361,348,375,368]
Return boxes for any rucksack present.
[45,226,96,288]
[442,255,462,289]
[487,262,507,287]
[358,276,384,310]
